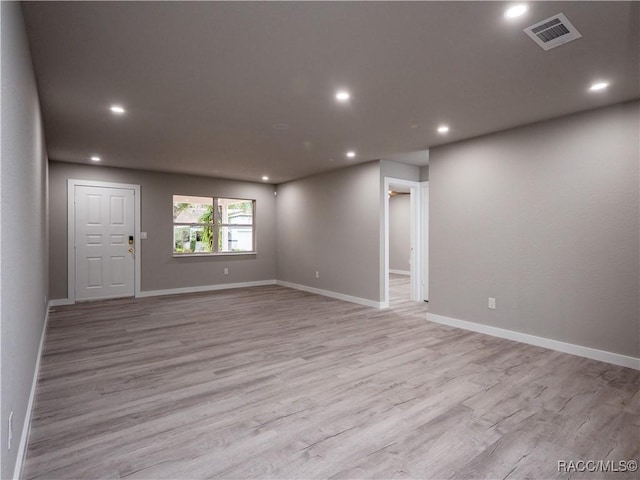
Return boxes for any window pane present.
[173,195,213,224]
[173,225,214,253]
[218,198,253,225]
[174,226,191,253]
[218,226,254,252]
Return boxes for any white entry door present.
[74,185,135,301]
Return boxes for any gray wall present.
[389,194,410,272]
[429,101,640,357]
[49,161,277,299]
[1,3,49,478]
[380,160,420,184]
[420,165,429,182]
[276,161,381,302]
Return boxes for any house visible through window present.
[173,195,255,255]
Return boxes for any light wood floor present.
[24,281,638,479]
[389,273,411,307]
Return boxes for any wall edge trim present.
[276,280,384,309]
[137,280,277,298]
[49,298,74,307]
[427,313,640,370]
[389,269,410,276]
[13,305,50,479]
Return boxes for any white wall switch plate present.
[488,297,496,309]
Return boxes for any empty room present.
[1,1,639,479]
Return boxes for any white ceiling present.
[21,1,639,184]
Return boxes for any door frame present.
[67,179,141,303]
[383,176,422,307]
[421,181,429,302]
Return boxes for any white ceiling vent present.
[524,13,582,51]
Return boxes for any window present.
[173,195,255,255]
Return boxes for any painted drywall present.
[49,162,277,299]
[420,165,429,181]
[380,160,420,184]
[389,195,410,272]
[1,3,49,478]
[276,161,381,302]
[429,101,640,358]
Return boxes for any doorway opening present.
[388,187,412,305]
[383,177,424,308]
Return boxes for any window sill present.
[173,252,256,258]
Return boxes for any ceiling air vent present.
[524,13,582,51]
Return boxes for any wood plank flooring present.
[24,279,639,479]
[389,273,411,307]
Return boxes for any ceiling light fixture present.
[346,151,356,158]
[262,176,269,181]
[437,125,450,134]
[504,4,528,19]
[90,156,101,162]
[335,90,350,102]
[589,81,609,92]
[110,105,126,114]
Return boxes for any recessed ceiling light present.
[589,81,609,92]
[437,125,450,134]
[346,151,356,158]
[90,156,101,162]
[335,90,350,102]
[110,105,126,114]
[262,176,269,181]
[504,4,528,19]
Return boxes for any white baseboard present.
[13,304,50,479]
[389,269,410,276]
[49,298,74,306]
[427,313,640,370]
[276,280,384,309]
[137,279,276,298]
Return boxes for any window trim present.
[172,195,256,256]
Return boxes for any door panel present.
[75,185,135,300]
[86,257,103,287]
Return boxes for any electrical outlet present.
[488,297,496,309]
[8,411,13,450]
[315,271,320,279]
[223,268,229,275]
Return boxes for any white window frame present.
[172,195,256,257]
